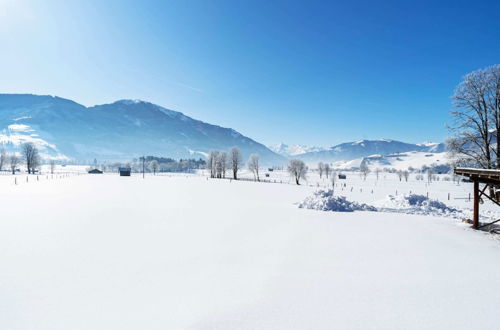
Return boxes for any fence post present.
[473,181,479,229]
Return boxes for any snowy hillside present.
[0,94,285,164]
[269,142,326,156]
[333,151,450,171]
[297,139,446,164]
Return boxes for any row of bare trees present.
[317,162,331,179]
[206,149,309,185]
[0,142,43,174]
[0,148,19,174]
[207,147,243,179]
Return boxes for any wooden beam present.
[473,181,479,229]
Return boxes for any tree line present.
[100,157,207,174]
[0,142,48,175]
[207,147,309,185]
[207,147,243,179]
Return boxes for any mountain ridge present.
[295,139,446,164]
[0,94,285,164]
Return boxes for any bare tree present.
[229,147,242,179]
[318,162,324,178]
[403,170,409,182]
[149,160,159,175]
[375,167,380,180]
[206,150,219,178]
[50,159,56,174]
[218,152,227,178]
[9,154,19,174]
[21,142,39,174]
[486,65,500,167]
[247,154,260,181]
[448,66,499,169]
[213,152,223,178]
[139,156,146,178]
[427,169,433,183]
[0,147,6,172]
[360,161,370,181]
[397,170,403,181]
[288,159,307,185]
[324,163,331,178]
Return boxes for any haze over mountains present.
[271,139,448,170]
[269,143,327,157]
[0,94,285,164]
[0,94,447,167]
[293,139,446,163]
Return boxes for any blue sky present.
[1,0,499,147]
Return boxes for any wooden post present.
[473,181,479,229]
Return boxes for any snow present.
[232,168,500,221]
[8,123,34,132]
[298,190,461,217]
[116,99,143,105]
[299,189,376,211]
[1,173,500,329]
[269,142,326,156]
[373,194,461,217]
[0,132,58,150]
[332,151,450,171]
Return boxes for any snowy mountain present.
[269,143,326,156]
[296,139,446,164]
[0,94,285,164]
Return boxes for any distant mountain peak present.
[296,139,446,164]
[114,99,145,105]
[269,143,326,157]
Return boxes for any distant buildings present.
[119,167,131,176]
[88,169,103,174]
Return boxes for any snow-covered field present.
[1,173,500,329]
[236,168,500,217]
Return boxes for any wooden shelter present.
[119,167,131,176]
[454,168,500,229]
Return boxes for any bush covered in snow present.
[373,194,461,217]
[299,189,377,212]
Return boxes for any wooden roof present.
[454,168,500,184]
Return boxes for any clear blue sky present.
[1,0,499,147]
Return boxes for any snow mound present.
[374,194,462,217]
[299,190,377,212]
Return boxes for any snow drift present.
[300,191,464,219]
[373,194,461,217]
[299,189,377,212]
